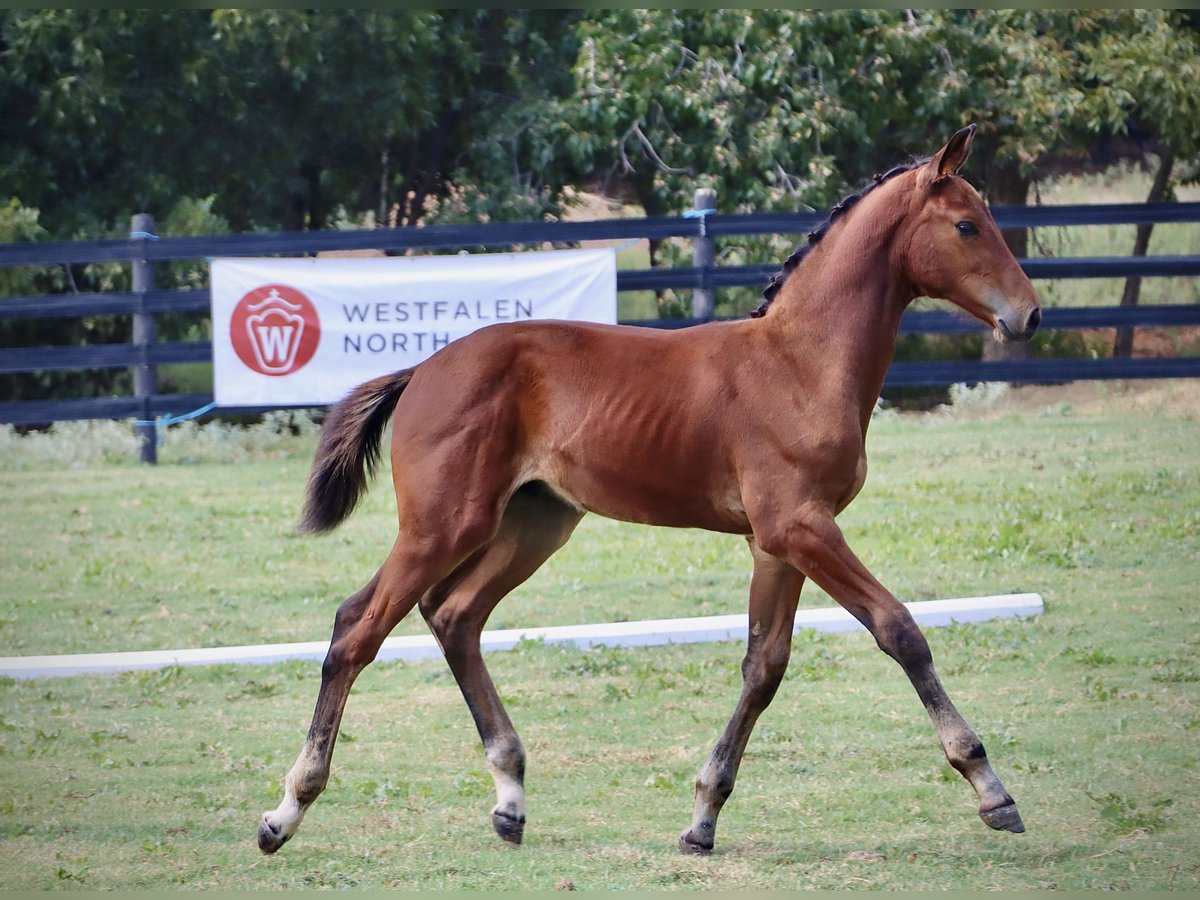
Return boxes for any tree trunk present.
[981,160,1034,363]
[377,146,390,227]
[1113,150,1175,358]
[634,179,665,267]
[633,180,676,315]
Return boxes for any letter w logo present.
[255,324,295,363]
[246,309,304,373]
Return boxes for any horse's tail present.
[299,369,414,535]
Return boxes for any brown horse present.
[258,124,1040,856]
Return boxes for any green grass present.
[1,386,1198,889]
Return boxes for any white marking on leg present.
[487,758,525,822]
[263,746,325,843]
[263,789,307,842]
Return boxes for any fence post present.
[691,188,716,321]
[131,213,157,464]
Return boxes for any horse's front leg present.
[757,506,1025,834]
[680,540,804,854]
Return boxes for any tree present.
[0,10,217,237]
[0,10,581,238]
[558,10,909,220]
[202,10,581,231]
[922,11,1200,359]
[4,11,1196,361]
[554,11,1060,320]
[0,197,129,403]
[904,10,1084,362]
[1074,11,1200,356]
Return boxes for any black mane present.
[751,159,929,318]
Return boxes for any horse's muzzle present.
[996,306,1041,343]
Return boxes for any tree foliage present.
[2,9,1195,240]
[555,9,1198,216]
[0,10,580,237]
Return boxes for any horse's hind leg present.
[680,541,805,854]
[258,532,475,854]
[419,484,582,845]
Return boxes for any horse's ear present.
[931,124,977,182]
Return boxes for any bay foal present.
[259,125,1040,855]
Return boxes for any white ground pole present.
[0,593,1042,681]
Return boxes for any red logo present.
[230,284,320,376]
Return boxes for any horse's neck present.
[767,232,911,421]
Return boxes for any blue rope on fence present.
[129,230,160,240]
[683,207,717,238]
[133,400,218,445]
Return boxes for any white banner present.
[211,249,616,406]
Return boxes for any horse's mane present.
[751,158,931,318]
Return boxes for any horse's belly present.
[538,462,750,535]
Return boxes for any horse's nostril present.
[1027,307,1042,333]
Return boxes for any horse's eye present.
[956,220,979,237]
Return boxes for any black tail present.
[299,369,413,534]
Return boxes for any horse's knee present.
[323,628,377,677]
[320,650,344,684]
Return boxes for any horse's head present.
[902,125,1042,343]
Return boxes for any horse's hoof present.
[678,829,713,855]
[257,815,291,854]
[492,810,525,845]
[980,801,1025,833]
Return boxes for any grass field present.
[1,381,1198,889]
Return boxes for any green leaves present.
[557,10,1199,218]
[0,10,582,235]
[3,10,1197,242]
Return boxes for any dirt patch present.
[1133,326,1200,358]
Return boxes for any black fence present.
[3,201,1199,447]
